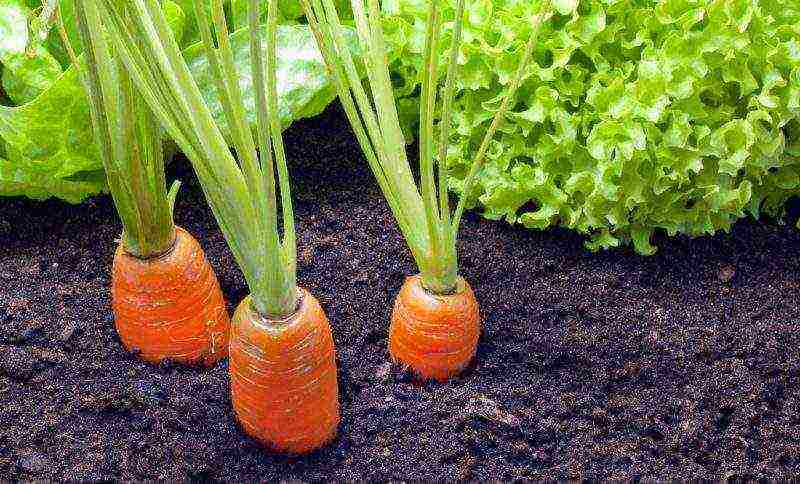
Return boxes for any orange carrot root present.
[229,289,340,454]
[111,226,230,366]
[389,275,480,381]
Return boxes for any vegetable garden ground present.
[1,106,800,480]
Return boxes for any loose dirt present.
[1,106,799,480]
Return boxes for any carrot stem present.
[301,0,551,296]
[69,0,176,259]
[95,0,299,318]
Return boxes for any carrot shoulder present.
[389,275,480,381]
[230,288,339,454]
[112,226,230,366]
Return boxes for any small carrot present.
[389,275,479,381]
[230,289,339,454]
[303,0,550,380]
[64,4,231,366]
[112,226,230,366]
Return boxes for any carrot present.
[112,226,230,366]
[230,289,339,454]
[63,3,232,367]
[301,0,549,381]
[93,0,340,452]
[389,275,479,380]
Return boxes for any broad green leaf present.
[2,48,62,104]
[183,24,356,138]
[0,155,103,203]
[0,23,350,203]
[0,0,62,103]
[0,65,98,179]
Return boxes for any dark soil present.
[2,105,800,480]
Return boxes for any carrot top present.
[302,0,551,294]
[63,1,179,259]
[91,0,298,318]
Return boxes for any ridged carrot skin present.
[389,275,480,381]
[111,226,230,366]
[230,289,340,454]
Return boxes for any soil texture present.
[1,106,800,480]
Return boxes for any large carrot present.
[302,0,551,380]
[94,0,340,452]
[112,226,229,366]
[230,290,339,453]
[64,4,230,366]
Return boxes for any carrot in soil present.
[302,0,551,380]
[94,0,339,452]
[389,276,479,381]
[230,289,339,453]
[112,226,229,366]
[63,2,230,365]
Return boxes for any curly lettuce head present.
[386,0,800,254]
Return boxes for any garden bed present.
[1,106,800,480]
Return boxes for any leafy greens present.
[2,0,799,253]
[0,0,351,203]
[383,0,800,253]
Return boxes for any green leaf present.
[0,155,103,203]
[384,0,800,255]
[2,48,63,104]
[0,0,62,104]
[552,0,578,16]
[0,21,349,203]
[585,229,620,251]
[709,119,756,176]
[0,65,98,179]
[587,119,646,162]
[183,24,356,138]
[163,0,188,43]
[631,226,656,256]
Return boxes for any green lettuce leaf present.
[1,49,62,104]
[0,155,104,203]
[0,23,350,203]
[184,24,350,137]
[385,0,800,254]
[0,66,96,177]
[0,0,62,104]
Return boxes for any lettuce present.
[182,24,349,137]
[0,0,62,103]
[385,0,800,254]
[0,0,347,203]
[0,155,105,203]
